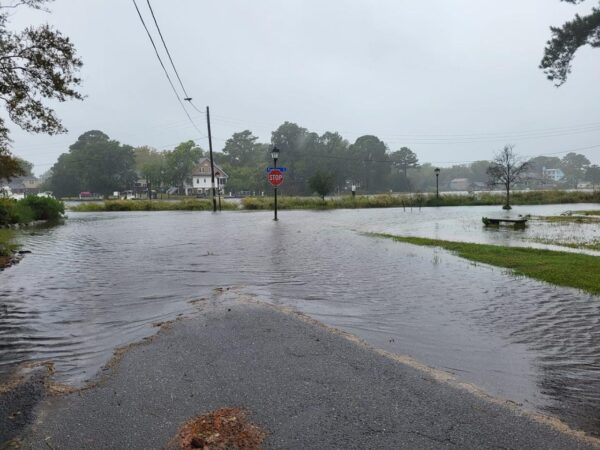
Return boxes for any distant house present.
[5,176,41,196]
[185,158,228,196]
[449,178,471,191]
[542,168,564,182]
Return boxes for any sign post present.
[267,168,284,221]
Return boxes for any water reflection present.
[1,204,600,436]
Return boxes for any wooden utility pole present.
[206,106,217,212]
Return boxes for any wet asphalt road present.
[20,302,597,449]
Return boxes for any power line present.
[144,0,206,116]
[131,0,204,137]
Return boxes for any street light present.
[271,146,280,221]
[434,167,440,199]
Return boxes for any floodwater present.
[1,203,600,435]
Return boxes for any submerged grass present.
[532,215,600,224]
[530,238,600,252]
[373,234,600,295]
[70,199,238,212]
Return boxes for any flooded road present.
[1,203,600,436]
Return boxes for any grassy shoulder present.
[374,234,600,295]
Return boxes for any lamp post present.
[271,146,280,221]
[434,168,440,199]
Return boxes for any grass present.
[373,234,600,295]
[532,215,600,224]
[70,199,239,212]
[67,190,600,213]
[579,210,600,216]
[0,229,17,258]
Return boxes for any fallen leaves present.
[170,407,265,450]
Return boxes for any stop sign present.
[268,169,284,187]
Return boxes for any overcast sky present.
[6,0,600,175]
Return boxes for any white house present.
[542,167,565,182]
[185,158,228,196]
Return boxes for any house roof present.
[191,157,228,178]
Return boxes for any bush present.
[19,196,64,221]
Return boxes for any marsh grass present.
[69,191,600,212]
[373,234,600,295]
[70,200,239,212]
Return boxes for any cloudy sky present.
[7,0,600,175]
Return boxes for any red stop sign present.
[268,169,284,187]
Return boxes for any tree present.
[164,141,203,192]
[486,145,529,210]
[0,0,82,179]
[48,131,137,197]
[540,0,600,85]
[348,135,389,193]
[561,152,590,187]
[222,130,264,167]
[308,171,335,200]
[584,164,600,188]
[0,151,25,180]
[389,147,419,192]
[390,147,419,178]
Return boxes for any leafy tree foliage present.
[348,135,389,192]
[487,145,529,209]
[541,0,600,85]
[561,152,590,187]
[222,130,265,167]
[0,0,82,178]
[585,164,600,186]
[133,146,166,188]
[308,171,335,200]
[164,141,203,192]
[48,131,136,197]
[0,151,25,180]
[389,147,418,191]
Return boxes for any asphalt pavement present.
[18,301,599,449]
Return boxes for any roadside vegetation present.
[374,234,600,295]
[0,197,64,226]
[70,199,238,212]
[69,190,600,213]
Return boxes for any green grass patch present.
[579,210,600,216]
[0,228,17,257]
[373,234,600,295]
[69,199,239,212]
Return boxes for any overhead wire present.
[131,0,204,137]
[144,0,206,116]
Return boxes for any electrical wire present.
[131,0,204,137]
[144,0,206,115]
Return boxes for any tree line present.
[31,123,599,199]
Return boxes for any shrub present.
[19,196,64,221]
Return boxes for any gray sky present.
[7,0,600,175]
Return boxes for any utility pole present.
[206,106,217,212]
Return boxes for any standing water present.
[1,204,600,435]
